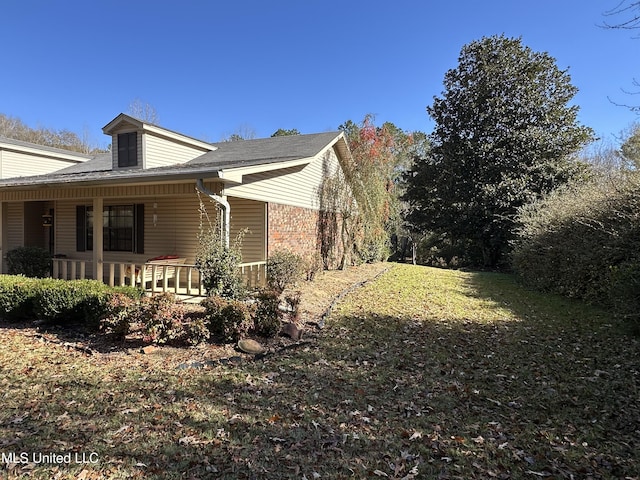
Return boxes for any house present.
[0,136,91,178]
[0,114,349,295]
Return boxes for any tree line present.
[0,113,107,154]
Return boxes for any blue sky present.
[1,0,638,150]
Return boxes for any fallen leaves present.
[0,264,638,479]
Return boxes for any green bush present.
[267,250,302,293]
[202,294,254,342]
[0,276,39,322]
[0,275,141,326]
[252,289,282,337]
[84,285,142,330]
[512,171,640,323]
[195,220,246,299]
[33,279,104,325]
[6,246,51,278]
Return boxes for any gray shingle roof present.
[54,152,112,174]
[198,132,341,168]
[0,131,343,188]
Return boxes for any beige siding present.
[53,197,198,265]
[6,202,23,253]
[144,195,200,262]
[51,193,265,265]
[144,134,210,168]
[0,150,82,178]
[229,198,266,263]
[225,148,342,210]
[0,181,222,202]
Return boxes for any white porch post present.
[93,197,103,282]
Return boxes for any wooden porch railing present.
[50,258,267,296]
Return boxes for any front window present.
[117,132,138,167]
[78,204,144,253]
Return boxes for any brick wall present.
[267,203,318,258]
[267,203,343,269]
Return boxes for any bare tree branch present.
[602,1,640,30]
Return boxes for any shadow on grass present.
[1,267,639,479]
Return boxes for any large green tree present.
[404,35,594,268]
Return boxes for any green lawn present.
[0,264,638,479]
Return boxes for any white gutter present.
[196,178,230,248]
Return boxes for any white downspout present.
[196,179,230,248]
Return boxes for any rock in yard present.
[237,338,265,355]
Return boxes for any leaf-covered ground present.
[0,264,638,479]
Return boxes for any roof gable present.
[103,113,216,152]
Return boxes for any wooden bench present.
[137,256,187,289]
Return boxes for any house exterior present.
[0,114,349,295]
[0,136,90,178]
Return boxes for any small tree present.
[323,115,425,268]
[194,196,246,299]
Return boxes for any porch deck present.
[51,258,266,297]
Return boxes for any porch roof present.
[0,131,345,189]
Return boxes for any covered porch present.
[0,182,268,297]
[50,257,266,297]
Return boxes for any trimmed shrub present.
[29,278,140,328]
[136,293,186,345]
[0,275,39,322]
[83,285,142,330]
[267,250,302,293]
[6,246,51,278]
[33,279,104,325]
[252,289,282,337]
[202,295,254,342]
[0,275,141,326]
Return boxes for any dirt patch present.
[288,261,391,322]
